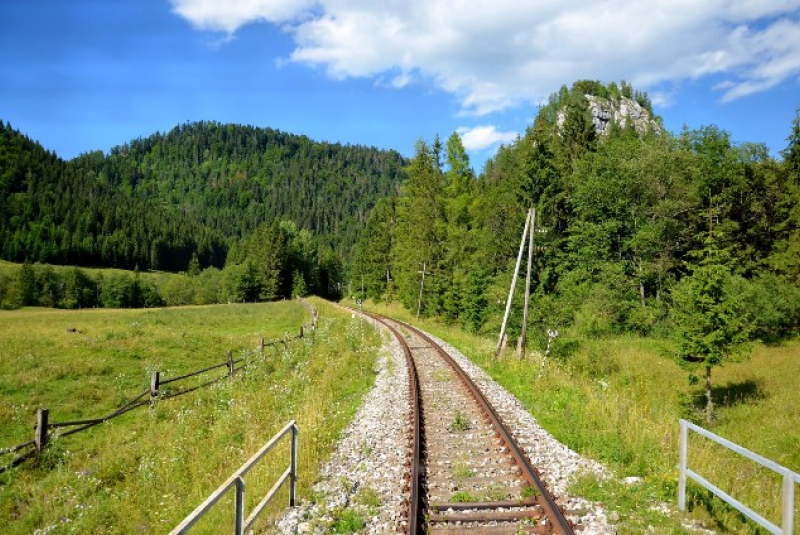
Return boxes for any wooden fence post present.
[259,337,265,357]
[150,371,160,406]
[227,350,234,377]
[35,409,48,451]
[299,326,304,339]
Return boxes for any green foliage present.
[331,509,366,533]
[392,140,447,312]
[0,121,226,272]
[292,270,308,298]
[353,82,800,347]
[450,490,477,503]
[0,119,406,287]
[781,106,800,181]
[734,273,800,341]
[671,236,752,421]
[672,238,751,367]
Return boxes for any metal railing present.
[678,419,799,535]
[170,420,299,535]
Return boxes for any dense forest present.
[0,120,407,304]
[69,122,407,252]
[0,121,227,272]
[352,81,800,346]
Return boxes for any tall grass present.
[0,298,381,533]
[358,299,800,534]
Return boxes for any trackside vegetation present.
[0,298,382,533]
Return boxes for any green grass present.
[356,299,800,534]
[0,259,178,288]
[0,298,381,534]
[331,508,366,533]
[0,302,306,445]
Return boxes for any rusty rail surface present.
[368,312,574,534]
[363,312,423,533]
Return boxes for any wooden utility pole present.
[496,209,532,357]
[416,262,430,318]
[517,208,536,357]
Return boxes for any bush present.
[735,273,800,341]
[101,274,135,308]
[160,275,194,306]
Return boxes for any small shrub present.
[449,411,470,432]
[450,490,477,503]
[331,509,365,533]
[354,487,381,508]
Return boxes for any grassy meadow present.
[0,259,177,289]
[356,299,800,534]
[0,298,382,533]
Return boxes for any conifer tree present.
[672,232,750,423]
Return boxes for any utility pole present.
[517,208,536,357]
[416,262,430,318]
[496,209,532,357]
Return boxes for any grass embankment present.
[0,298,381,533]
[357,300,800,534]
[0,259,177,287]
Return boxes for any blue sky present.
[1,0,799,171]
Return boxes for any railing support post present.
[227,350,234,377]
[234,477,245,535]
[150,371,160,406]
[35,409,49,451]
[783,470,795,535]
[678,419,687,511]
[290,424,298,506]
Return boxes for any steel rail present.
[391,316,574,535]
[363,312,422,535]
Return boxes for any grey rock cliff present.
[558,95,661,137]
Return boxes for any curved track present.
[369,313,575,535]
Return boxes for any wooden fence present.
[0,301,317,475]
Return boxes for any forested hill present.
[0,120,408,274]
[70,121,408,250]
[0,120,226,272]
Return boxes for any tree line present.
[0,218,337,309]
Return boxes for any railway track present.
[368,313,575,535]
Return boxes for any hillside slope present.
[0,121,407,273]
[69,121,408,252]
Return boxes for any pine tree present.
[782,106,800,182]
[672,233,751,423]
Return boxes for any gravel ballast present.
[275,314,412,534]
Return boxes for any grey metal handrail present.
[678,419,798,535]
[170,420,298,534]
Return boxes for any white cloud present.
[171,0,800,110]
[457,125,518,151]
[169,0,315,33]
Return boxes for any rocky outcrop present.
[558,95,662,137]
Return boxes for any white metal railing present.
[678,419,799,535]
[171,420,298,535]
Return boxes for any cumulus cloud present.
[457,126,518,151]
[170,0,800,111]
[169,0,315,33]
